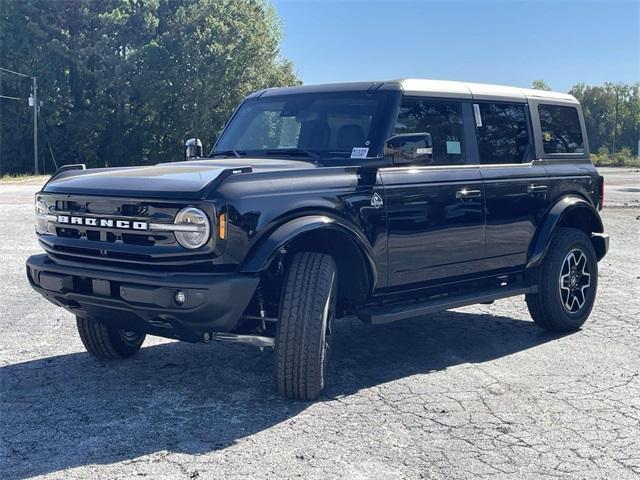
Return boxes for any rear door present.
[474,101,550,272]
[381,97,485,288]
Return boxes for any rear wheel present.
[76,316,146,359]
[276,252,337,401]
[526,228,598,332]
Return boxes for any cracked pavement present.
[1,168,639,479]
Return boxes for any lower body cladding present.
[26,254,260,343]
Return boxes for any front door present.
[381,98,485,288]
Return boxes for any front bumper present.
[26,254,259,342]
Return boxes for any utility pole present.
[0,66,35,174]
[32,77,38,175]
[612,90,619,155]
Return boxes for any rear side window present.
[393,98,466,166]
[475,102,532,164]
[538,104,584,154]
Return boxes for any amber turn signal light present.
[219,213,227,239]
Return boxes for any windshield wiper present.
[263,148,320,159]
[210,149,245,158]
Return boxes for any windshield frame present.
[211,90,401,166]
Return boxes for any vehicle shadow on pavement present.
[1,310,564,479]
[327,310,565,397]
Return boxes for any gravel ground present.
[1,169,639,479]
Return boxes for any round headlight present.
[174,207,210,249]
[35,196,51,234]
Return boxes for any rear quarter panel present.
[528,97,600,218]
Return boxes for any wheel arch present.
[240,215,377,303]
[527,195,606,269]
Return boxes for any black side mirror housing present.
[384,133,433,164]
[184,138,203,160]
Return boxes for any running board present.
[358,285,536,325]
[208,332,275,348]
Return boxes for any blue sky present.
[273,0,640,92]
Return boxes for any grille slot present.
[121,233,155,246]
[57,200,82,211]
[86,230,100,241]
[121,204,149,216]
[57,227,81,239]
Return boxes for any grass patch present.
[0,173,50,183]
[592,147,640,167]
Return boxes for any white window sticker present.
[446,141,461,154]
[416,147,432,155]
[473,103,482,127]
[350,147,369,159]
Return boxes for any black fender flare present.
[526,195,604,269]
[240,215,378,290]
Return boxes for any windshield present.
[213,92,396,161]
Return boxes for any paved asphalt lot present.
[1,168,638,479]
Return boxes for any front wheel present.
[76,316,146,359]
[276,252,337,401]
[526,228,598,332]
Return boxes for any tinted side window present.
[475,102,531,164]
[394,98,466,165]
[538,104,584,154]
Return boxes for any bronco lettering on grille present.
[56,215,148,230]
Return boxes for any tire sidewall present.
[318,272,337,388]
[545,231,598,327]
[107,326,145,357]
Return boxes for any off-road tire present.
[76,316,146,359]
[526,227,598,332]
[276,252,337,401]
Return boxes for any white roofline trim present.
[394,78,578,103]
[253,78,580,105]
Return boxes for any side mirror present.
[384,133,433,164]
[184,138,203,160]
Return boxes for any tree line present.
[0,1,637,174]
[533,79,639,165]
[0,0,298,175]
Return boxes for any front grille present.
[47,197,179,247]
[54,226,172,246]
[37,194,216,267]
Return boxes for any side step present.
[207,332,275,348]
[358,285,536,325]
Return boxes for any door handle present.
[527,184,548,194]
[456,189,482,200]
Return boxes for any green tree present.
[0,0,298,173]
[570,82,640,156]
[532,79,552,91]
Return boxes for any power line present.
[0,66,31,78]
[0,94,27,101]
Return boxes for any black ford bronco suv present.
[27,79,608,400]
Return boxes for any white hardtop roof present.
[395,78,578,103]
[255,78,579,104]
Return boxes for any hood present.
[42,158,316,199]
